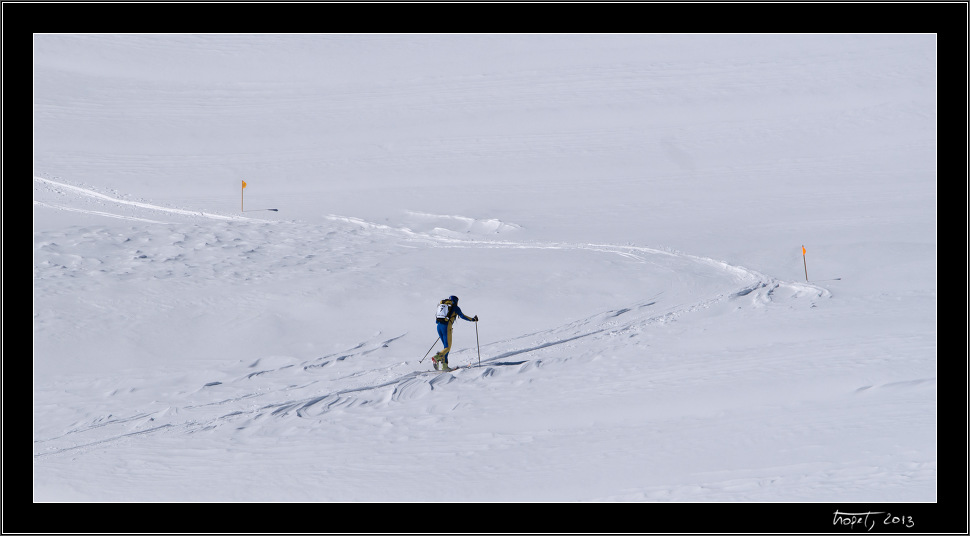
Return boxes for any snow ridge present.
[34,176,271,223]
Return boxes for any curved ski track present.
[34,176,272,224]
[33,178,830,459]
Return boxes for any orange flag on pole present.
[242,180,247,189]
[241,180,247,211]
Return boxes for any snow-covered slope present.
[32,34,937,512]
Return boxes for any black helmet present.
[449,295,458,303]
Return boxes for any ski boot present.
[431,349,449,371]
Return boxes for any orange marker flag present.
[241,180,247,211]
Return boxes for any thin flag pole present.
[241,180,247,212]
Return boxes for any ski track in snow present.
[34,176,271,224]
[33,176,830,459]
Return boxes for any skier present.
[432,295,478,371]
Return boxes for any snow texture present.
[29,30,945,529]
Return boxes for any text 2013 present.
[833,511,915,531]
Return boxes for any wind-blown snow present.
[33,34,936,507]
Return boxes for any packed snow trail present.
[34,176,274,223]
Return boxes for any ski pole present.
[475,321,481,368]
[419,337,439,363]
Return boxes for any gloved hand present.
[472,315,479,322]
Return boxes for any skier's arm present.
[454,306,477,322]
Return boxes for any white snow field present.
[30,30,947,528]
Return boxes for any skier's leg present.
[433,322,449,369]
[438,322,450,352]
[443,321,455,366]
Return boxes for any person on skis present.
[432,295,477,371]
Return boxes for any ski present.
[433,364,471,373]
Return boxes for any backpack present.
[435,299,453,322]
